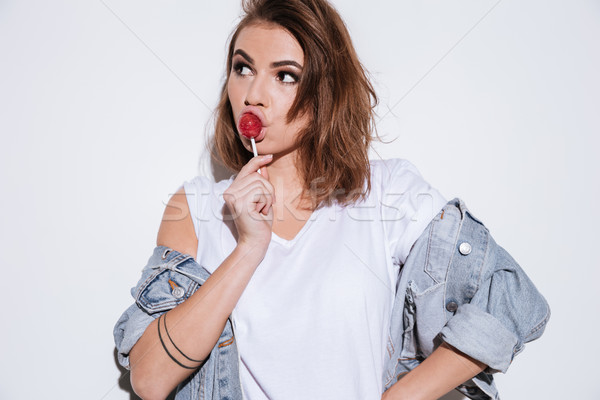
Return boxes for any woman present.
[114,1,549,399]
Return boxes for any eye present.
[233,62,252,77]
[277,71,299,84]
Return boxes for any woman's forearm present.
[129,244,265,400]
[382,342,487,400]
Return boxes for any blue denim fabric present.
[382,198,550,399]
[114,198,549,400]
[113,247,242,400]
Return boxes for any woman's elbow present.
[130,369,172,400]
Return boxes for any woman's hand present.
[223,154,275,254]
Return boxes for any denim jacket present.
[114,249,242,399]
[114,198,550,400]
[381,198,550,399]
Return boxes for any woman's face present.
[228,23,308,157]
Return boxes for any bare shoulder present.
[156,186,198,258]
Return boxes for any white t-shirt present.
[183,158,446,400]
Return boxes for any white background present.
[1,0,598,399]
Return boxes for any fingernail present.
[264,154,273,159]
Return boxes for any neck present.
[265,151,311,210]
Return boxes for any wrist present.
[383,380,414,400]
[234,241,268,263]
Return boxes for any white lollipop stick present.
[251,137,262,175]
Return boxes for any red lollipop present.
[239,113,262,139]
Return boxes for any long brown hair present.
[212,0,378,208]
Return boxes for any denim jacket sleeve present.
[384,198,550,399]
[113,246,242,400]
[439,236,550,373]
[113,246,209,370]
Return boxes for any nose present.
[244,74,269,108]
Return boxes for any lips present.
[252,126,266,142]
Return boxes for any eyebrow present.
[233,49,303,70]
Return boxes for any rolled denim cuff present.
[439,303,520,373]
[113,303,155,369]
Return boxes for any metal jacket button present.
[172,286,185,299]
[459,242,472,255]
[446,301,458,312]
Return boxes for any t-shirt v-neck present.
[270,206,322,248]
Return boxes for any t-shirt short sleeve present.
[376,159,446,265]
[182,176,212,244]
[181,175,235,269]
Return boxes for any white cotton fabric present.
[182,158,446,400]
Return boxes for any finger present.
[251,172,276,204]
[260,163,269,181]
[258,165,276,203]
[255,201,266,214]
[264,203,271,216]
[238,154,273,179]
[264,202,273,219]
[258,201,273,217]
[231,180,274,207]
[251,192,273,215]
[231,176,276,205]
[230,187,272,218]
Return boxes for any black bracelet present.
[163,312,204,363]
[157,314,198,370]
